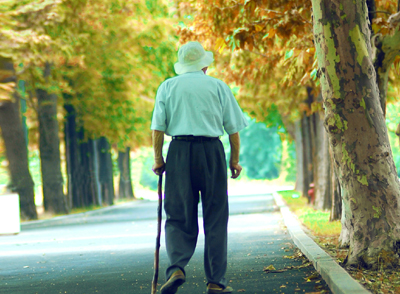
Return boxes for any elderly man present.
[151,41,248,294]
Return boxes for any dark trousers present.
[164,139,228,287]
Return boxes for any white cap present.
[174,41,214,75]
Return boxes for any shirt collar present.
[182,70,205,75]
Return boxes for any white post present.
[0,192,21,235]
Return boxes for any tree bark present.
[64,102,101,209]
[77,131,98,207]
[311,0,400,268]
[314,111,332,210]
[329,145,342,222]
[0,58,37,220]
[98,137,114,205]
[301,115,313,201]
[64,103,82,208]
[294,120,305,194]
[118,147,135,199]
[37,63,68,214]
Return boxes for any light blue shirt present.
[151,71,248,136]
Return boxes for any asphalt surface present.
[0,193,331,294]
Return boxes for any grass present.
[278,190,341,236]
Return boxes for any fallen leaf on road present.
[263,265,286,273]
[263,265,276,271]
[305,273,320,280]
[237,289,246,292]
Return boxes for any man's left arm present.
[152,130,165,175]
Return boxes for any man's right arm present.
[152,130,165,175]
[229,132,242,179]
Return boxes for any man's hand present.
[229,132,242,179]
[230,161,242,179]
[152,159,165,175]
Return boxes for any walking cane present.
[151,174,163,294]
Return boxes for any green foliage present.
[279,190,341,236]
[386,101,400,177]
[225,114,283,180]
[1,0,178,150]
[0,156,8,186]
[139,155,158,191]
[284,140,297,183]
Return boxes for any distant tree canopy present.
[0,0,179,217]
[1,0,178,149]
[237,116,283,180]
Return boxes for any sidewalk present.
[273,192,370,294]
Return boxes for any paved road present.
[0,194,330,294]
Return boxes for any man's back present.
[152,70,246,137]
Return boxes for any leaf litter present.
[263,248,330,293]
[316,236,400,294]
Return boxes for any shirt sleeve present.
[221,83,249,134]
[150,82,167,132]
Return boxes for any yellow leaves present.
[176,0,318,119]
[0,82,16,103]
[263,264,276,271]
[261,9,281,19]
[262,28,276,39]
[305,272,320,282]
[215,37,227,53]
[254,24,263,32]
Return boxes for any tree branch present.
[369,10,392,15]
[388,11,400,26]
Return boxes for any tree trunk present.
[64,103,82,208]
[64,103,101,209]
[312,0,400,268]
[329,146,342,222]
[314,111,332,210]
[118,147,135,199]
[98,137,114,205]
[294,120,305,194]
[77,131,98,207]
[301,115,313,200]
[37,63,68,214]
[92,139,102,206]
[0,58,37,220]
[88,139,101,206]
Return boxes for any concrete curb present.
[273,192,370,294]
[21,199,147,230]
